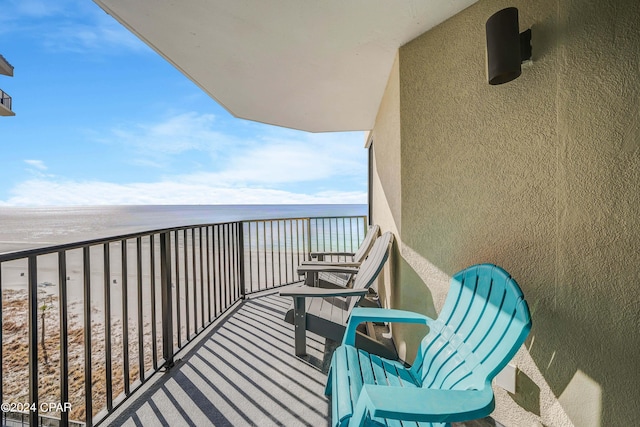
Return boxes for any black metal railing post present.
[306,219,312,258]
[28,255,38,427]
[121,240,130,396]
[149,235,158,370]
[59,251,69,427]
[136,237,145,383]
[83,246,93,426]
[238,222,246,299]
[159,232,174,368]
[103,244,113,413]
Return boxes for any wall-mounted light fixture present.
[485,7,532,85]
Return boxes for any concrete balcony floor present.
[103,291,501,427]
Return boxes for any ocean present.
[0,204,367,254]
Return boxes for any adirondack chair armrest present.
[300,260,362,268]
[351,384,495,424]
[309,251,356,258]
[279,286,368,298]
[296,264,360,276]
[343,308,435,345]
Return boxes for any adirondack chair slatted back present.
[346,232,394,313]
[410,264,531,391]
[351,225,380,263]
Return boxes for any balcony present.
[0,89,14,116]
[0,215,498,427]
[0,55,13,77]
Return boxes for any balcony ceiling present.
[93,0,477,132]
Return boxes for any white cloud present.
[11,0,66,18]
[110,112,234,155]
[0,179,366,206]
[105,112,366,185]
[43,17,146,54]
[24,159,47,170]
[181,139,362,185]
[23,159,55,179]
[2,0,146,53]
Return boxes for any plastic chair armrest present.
[343,308,435,345]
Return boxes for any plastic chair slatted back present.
[410,264,531,391]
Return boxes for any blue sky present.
[0,0,367,206]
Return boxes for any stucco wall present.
[370,0,640,426]
[369,54,402,310]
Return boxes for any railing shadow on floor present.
[102,293,333,427]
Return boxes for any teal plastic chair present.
[325,263,532,427]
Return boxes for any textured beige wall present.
[369,54,402,309]
[370,0,640,426]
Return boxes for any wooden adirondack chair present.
[306,224,380,265]
[300,224,380,288]
[280,232,395,357]
[325,263,532,427]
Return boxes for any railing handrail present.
[0,215,367,262]
[0,89,11,110]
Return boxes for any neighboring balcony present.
[0,54,13,77]
[0,89,14,116]
[0,215,368,426]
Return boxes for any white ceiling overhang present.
[93,0,477,132]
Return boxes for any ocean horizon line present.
[0,202,366,210]
[0,204,367,254]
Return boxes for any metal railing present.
[0,89,11,111]
[0,215,366,426]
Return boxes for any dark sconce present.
[486,7,532,85]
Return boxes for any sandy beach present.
[2,239,172,423]
[2,288,155,422]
